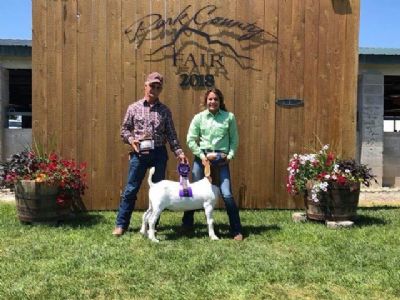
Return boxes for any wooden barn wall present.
[32,0,360,210]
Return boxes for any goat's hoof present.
[150,238,160,243]
[211,236,219,240]
[139,229,147,237]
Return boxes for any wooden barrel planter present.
[305,182,360,221]
[15,180,71,223]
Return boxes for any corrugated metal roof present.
[359,47,400,56]
[0,39,31,47]
[0,39,31,57]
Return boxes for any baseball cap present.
[146,72,163,86]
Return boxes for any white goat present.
[140,167,220,242]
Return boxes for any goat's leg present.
[140,205,153,236]
[148,208,162,242]
[204,203,219,240]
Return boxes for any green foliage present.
[337,159,377,187]
[0,150,37,189]
[0,204,399,299]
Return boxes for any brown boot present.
[112,227,126,237]
[233,233,243,241]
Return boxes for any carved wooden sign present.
[125,4,276,88]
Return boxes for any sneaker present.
[112,227,126,237]
[233,233,243,241]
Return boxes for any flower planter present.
[15,180,71,223]
[305,182,360,221]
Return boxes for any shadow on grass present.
[358,206,400,211]
[354,214,388,227]
[352,207,399,227]
[61,213,106,228]
[19,213,106,228]
[158,223,281,240]
[303,214,387,227]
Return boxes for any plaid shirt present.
[121,98,183,156]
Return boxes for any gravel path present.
[0,189,15,202]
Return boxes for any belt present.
[202,149,228,165]
[202,149,226,154]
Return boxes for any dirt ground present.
[0,189,15,203]
[359,199,400,207]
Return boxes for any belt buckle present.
[139,139,154,153]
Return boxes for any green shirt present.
[186,109,239,160]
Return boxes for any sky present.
[0,0,399,48]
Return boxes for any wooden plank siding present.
[61,0,78,162]
[342,0,360,159]
[91,0,108,210]
[32,0,360,210]
[32,0,47,150]
[76,0,93,209]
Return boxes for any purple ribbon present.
[178,163,192,197]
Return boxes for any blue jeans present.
[115,146,168,229]
[182,157,242,235]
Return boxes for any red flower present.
[326,152,335,166]
[337,175,347,185]
[48,162,58,171]
[49,152,58,162]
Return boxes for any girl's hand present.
[206,152,217,161]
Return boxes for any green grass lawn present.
[0,203,399,300]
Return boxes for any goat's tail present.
[147,167,155,187]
